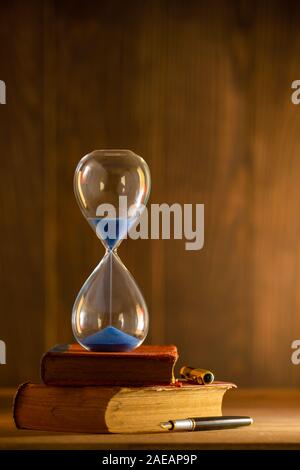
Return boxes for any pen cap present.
[180,366,214,385]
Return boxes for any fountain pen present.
[160,416,253,432]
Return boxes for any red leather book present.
[14,382,235,433]
[41,344,178,386]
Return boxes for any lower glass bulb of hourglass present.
[72,251,149,352]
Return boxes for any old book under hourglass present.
[72,149,151,352]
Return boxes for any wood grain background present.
[1,0,300,387]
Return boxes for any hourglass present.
[72,149,151,352]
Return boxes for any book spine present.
[13,383,111,433]
[41,355,176,386]
[13,382,29,430]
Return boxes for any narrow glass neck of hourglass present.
[106,247,118,254]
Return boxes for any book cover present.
[14,382,235,434]
[41,344,178,386]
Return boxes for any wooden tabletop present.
[1,388,300,450]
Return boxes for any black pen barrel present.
[192,416,252,431]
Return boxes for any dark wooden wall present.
[1,0,300,387]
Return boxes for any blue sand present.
[81,326,140,352]
[89,218,130,250]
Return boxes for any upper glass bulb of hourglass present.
[72,150,151,352]
[74,149,151,250]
